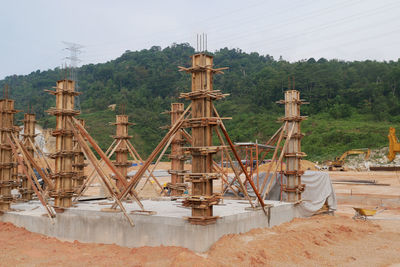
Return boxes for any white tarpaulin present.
[296,171,337,216]
[226,170,337,216]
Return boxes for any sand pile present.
[258,159,318,172]
[138,181,160,198]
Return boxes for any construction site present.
[0,46,399,266]
[3,0,400,262]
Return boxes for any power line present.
[63,41,84,110]
[243,0,400,52]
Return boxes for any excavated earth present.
[2,167,400,266]
[0,212,399,266]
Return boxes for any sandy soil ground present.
[0,213,399,266]
[330,171,400,198]
[5,164,400,266]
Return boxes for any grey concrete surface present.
[0,199,300,252]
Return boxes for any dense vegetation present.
[1,43,400,161]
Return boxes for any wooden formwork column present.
[168,103,186,196]
[0,99,18,210]
[73,119,87,193]
[11,124,20,191]
[281,90,306,202]
[112,115,132,190]
[47,79,80,209]
[180,53,226,225]
[20,113,37,201]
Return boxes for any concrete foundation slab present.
[0,199,302,252]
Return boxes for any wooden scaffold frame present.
[105,52,267,226]
[0,86,20,211]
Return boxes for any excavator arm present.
[388,127,400,162]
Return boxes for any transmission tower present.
[63,41,84,110]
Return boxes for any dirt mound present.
[1,215,399,266]
[259,159,318,172]
[301,160,319,170]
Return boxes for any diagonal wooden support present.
[73,139,121,201]
[259,122,288,196]
[68,121,121,194]
[137,132,177,193]
[111,104,192,208]
[258,125,283,163]
[68,120,136,226]
[212,105,266,212]
[85,139,119,182]
[69,118,143,209]
[10,134,47,196]
[125,140,143,162]
[212,162,240,198]
[27,138,53,177]
[232,125,281,179]
[124,140,165,194]
[214,128,254,208]
[14,134,54,190]
[180,129,192,144]
[71,117,142,206]
[72,118,129,186]
[176,126,243,198]
[8,135,56,219]
[263,123,296,199]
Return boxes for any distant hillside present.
[1,43,400,161]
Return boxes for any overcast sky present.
[1,0,400,79]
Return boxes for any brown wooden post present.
[168,103,187,196]
[46,79,80,209]
[20,113,37,200]
[0,98,19,210]
[180,53,227,225]
[11,124,20,191]
[111,115,132,190]
[280,90,306,202]
[73,119,87,193]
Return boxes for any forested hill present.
[1,43,400,161]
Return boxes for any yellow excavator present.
[388,127,400,162]
[328,148,371,170]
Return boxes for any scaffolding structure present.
[11,124,20,191]
[108,52,266,225]
[167,103,187,196]
[47,79,80,209]
[73,119,87,193]
[180,53,230,224]
[20,113,37,201]
[0,96,19,210]
[111,114,133,190]
[258,87,307,202]
[279,90,306,202]
[234,142,275,193]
